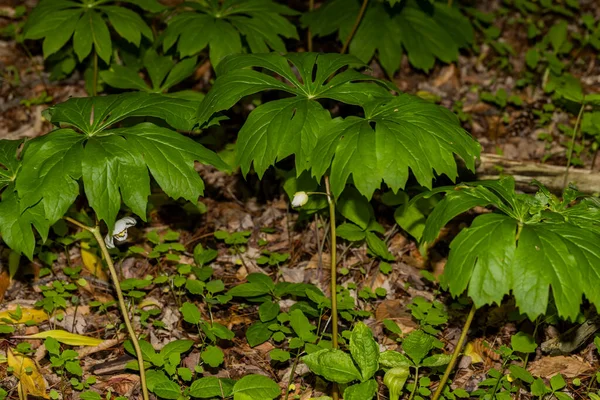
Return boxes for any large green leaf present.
[349,322,379,381]
[302,0,473,74]
[231,374,280,400]
[197,52,393,178]
[15,93,227,232]
[0,140,50,259]
[422,177,600,320]
[163,0,298,66]
[24,0,157,61]
[302,349,362,384]
[311,95,480,199]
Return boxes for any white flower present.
[291,191,309,207]
[105,217,137,249]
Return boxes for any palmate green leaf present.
[311,94,480,199]
[0,139,23,190]
[15,93,226,232]
[301,0,473,74]
[23,0,157,61]
[422,177,600,320]
[197,52,393,177]
[163,0,298,66]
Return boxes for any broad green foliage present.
[419,177,600,320]
[303,322,379,387]
[302,0,473,74]
[310,94,480,198]
[197,52,392,177]
[0,140,49,261]
[162,0,298,66]
[198,52,478,199]
[100,49,202,101]
[11,93,227,252]
[23,0,164,63]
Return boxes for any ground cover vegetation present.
[0,0,599,399]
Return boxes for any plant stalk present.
[340,0,369,55]
[92,51,98,96]
[431,303,476,400]
[64,217,149,400]
[307,0,314,52]
[563,101,585,189]
[324,176,339,400]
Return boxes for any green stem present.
[283,350,302,400]
[340,0,369,55]
[563,102,585,189]
[409,367,419,400]
[432,303,477,400]
[307,0,314,52]
[64,217,149,400]
[92,51,98,96]
[324,176,338,400]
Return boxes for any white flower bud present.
[105,217,137,249]
[291,191,309,207]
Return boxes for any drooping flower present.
[105,217,136,249]
[291,191,309,207]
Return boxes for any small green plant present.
[162,0,298,66]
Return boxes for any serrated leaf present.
[424,177,600,320]
[232,374,280,400]
[15,93,226,231]
[349,322,379,381]
[402,330,435,365]
[302,0,473,74]
[302,349,362,384]
[24,0,155,62]
[163,0,298,66]
[198,52,394,178]
[311,95,480,199]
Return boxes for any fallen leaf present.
[0,270,10,302]
[0,306,48,325]
[463,341,484,364]
[7,348,49,399]
[80,242,109,281]
[14,330,104,346]
[528,355,593,378]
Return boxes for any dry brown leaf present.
[7,348,49,399]
[528,355,593,378]
[375,299,418,334]
[0,270,10,302]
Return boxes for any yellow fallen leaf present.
[0,306,48,325]
[7,348,49,399]
[464,341,484,363]
[81,242,109,281]
[14,330,104,347]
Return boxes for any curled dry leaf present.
[528,355,593,379]
[7,348,49,399]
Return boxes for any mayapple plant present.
[0,91,228,400]
[162,0,299,67]
[199,52,480,368]
[23,0,165,94]
[415,177,600,399]
[302,0,474,75]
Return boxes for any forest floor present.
[0,0,599,399]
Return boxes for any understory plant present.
[416,177,600,399]
[0,91,227,400]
